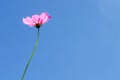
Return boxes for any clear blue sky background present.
[0,0,120,80]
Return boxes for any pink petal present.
[39,12,51,24]
[42,13,51,24]
[23,17,36,26]
[32,15,40,24]
[39,12,46,24]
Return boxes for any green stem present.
[21,29,40,80]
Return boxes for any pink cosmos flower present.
[23,12,51,28]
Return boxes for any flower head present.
[23,12,51,29]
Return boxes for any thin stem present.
[21,29,40,80]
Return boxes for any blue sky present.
[0,0,120,80]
